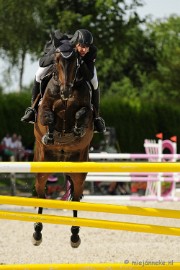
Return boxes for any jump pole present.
[89,153,180,160]
[0,263,179,270]
[1,162,180,173]
[0,196,180,219]
[0,210,180,236]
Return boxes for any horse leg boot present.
[21,80,40,123]
[32,212,43,246]
[32,173,48,246]
[71,210,81,248]
[70,174,85,248]
[32,207,44,246]
[92,88,106,133]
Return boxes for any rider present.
[21,29,106,133]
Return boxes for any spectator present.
[15,135,25,161]
[1,133,13,161]
[0,133,32,161]
[1,133,12,148]
[8,133,18,160]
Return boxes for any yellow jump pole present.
[0,263,180,270]
[0,210,180,236]
[0,196,180,219]
[1,161,180,173]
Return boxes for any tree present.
[141,16,180,102]
[0,0,147,92]
[0,0,48,90]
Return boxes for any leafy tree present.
[0,0,48,90]
[1,0,157,96]
[96,15,158,96]
[142,16,180,102]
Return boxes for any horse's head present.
[55,41,79,100]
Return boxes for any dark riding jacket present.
[39,30,97,82]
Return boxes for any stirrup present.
[21,107,36,124]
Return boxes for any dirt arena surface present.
[0,198,179,265]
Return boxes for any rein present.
[56,50,83,97]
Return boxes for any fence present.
[0,195,180,236]
[1,159,180,199]
[87,138,180,200]
[1,137,179,200]
[0,162,180,269]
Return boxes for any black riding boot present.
[21,80,40,123]
[92,88,106,133]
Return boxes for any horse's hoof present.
[70,236,81,248]
[32,236,42,246]
[32,232,42,246]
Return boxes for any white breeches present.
[35,66,99,90]
[91,67,98,90]
[35,66,53,83]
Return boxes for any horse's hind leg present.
[32,221,43,246]
[71,210,81,248]
[69,173,86,248]
[32,173,49,246]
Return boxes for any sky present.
[1,0,180,91]
[137,0,180,19]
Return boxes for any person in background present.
[8,133,18,160]
[1,133,12,149]
[15,135,25,161]
[1,133,13,161]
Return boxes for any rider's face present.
[76,44,89,57]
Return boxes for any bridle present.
[55,49,82,100]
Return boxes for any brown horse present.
[32,42,94,248]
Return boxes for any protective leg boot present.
[21,81,40,123]
[92,88,106,133]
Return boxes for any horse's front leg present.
[32,173,49,246]
[73,107,90,137]
[39,105,55,146]
[41,116,55,145]
[69,173,86,248]
[39,81,59,145]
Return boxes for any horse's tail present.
[61,175,73,201]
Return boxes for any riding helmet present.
[70,29,93,47]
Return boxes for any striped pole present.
[86,175,180,182]
[89,153,180,160]
[1,162,180,173]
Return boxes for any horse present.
[32,42,94,248]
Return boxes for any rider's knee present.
[35,67,48,83]
[91,79,98,90]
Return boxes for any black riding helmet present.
[70,29,93,47]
